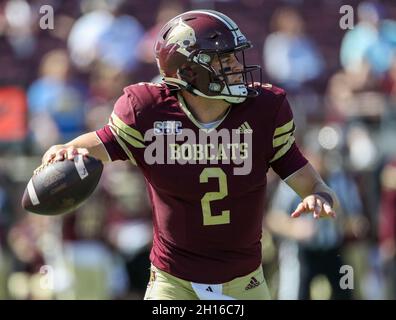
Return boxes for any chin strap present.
[185,83,197,96]
[163,76,247,103]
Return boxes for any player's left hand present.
[291,194,336,219]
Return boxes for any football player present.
[40,10,338,300]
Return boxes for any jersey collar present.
[177,93,231,132]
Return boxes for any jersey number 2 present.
[199,168,230,226]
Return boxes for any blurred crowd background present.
[0,0,396,300]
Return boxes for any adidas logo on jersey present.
[237,122,253,134]
[206,286,213,292]
[245,276,261,290]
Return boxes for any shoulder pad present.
[260,83,286,97]
[123,82,169,113]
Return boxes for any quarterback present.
[41,10,338,300]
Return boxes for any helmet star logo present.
[166,18,196,48]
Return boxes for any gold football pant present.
[144,264,271,300]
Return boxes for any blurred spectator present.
[27,49,87,152]
[4,0,36,59]
[136,0,184,65]
[263,7,324,92]
[381,56,396,97]
[378,158,396,299]
[58,161,152,299]
[0,86,28,151]
[329,2,396,123]
[101,162,152,299]
[266,132,367,300]
[67,9,114,71]
[6,214,51,299]
[346,123,378,171]
[68,1,145,73]
[88,62,129,103]
[96,12,144,72]
[325,68,387,122]
[340,2,396,76]
[0,170,13,299]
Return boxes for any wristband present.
[314,192,334,207]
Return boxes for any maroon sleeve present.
[96,125,129,161]
[95,93,135,162]
[269,97,308,179]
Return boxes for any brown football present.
[21,155,103,216]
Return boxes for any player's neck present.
[181,90,231,124]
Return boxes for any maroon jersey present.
[96,82,307,283]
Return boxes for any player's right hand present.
[42,145,90,165]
